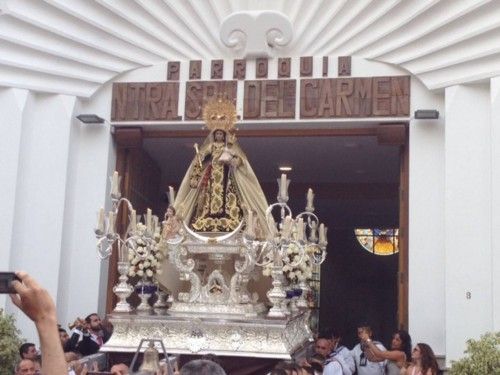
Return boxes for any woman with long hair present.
[406,343,439,375]
[360,329,412,374]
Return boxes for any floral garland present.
[128,223,167,279]
[262,243,313,284]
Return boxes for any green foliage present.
[0,309,24,375]
[449,331,500,375]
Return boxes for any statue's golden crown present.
[202,96,237,132]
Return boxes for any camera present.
[0,272,21,294]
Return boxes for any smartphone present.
[0,272,21,294]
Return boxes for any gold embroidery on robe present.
[190,142,242,232]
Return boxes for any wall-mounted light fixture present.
[279,166,292,172]
[76,114,105,124]
[414,110,439,119]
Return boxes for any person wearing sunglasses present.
[351,324,386,375]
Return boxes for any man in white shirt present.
[323,358,343,375]
[314,337,331,358]
[326,329,355,375]
[351,324,386,375]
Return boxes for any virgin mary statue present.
[173,98,269,237]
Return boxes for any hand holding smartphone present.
[0,272,21,294]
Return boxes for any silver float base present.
[167,301,267,318]
[101,311,313,359]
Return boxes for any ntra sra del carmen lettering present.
[300,77,409,118]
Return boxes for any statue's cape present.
[173,131,270,238]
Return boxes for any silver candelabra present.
[94,171,161,313]
[242,174,328,318]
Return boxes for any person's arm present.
[365,340,403,362]
[10,271,67,375]
[358,330,403,362]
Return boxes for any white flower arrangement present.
[262,243,314,284]
[128,222,167,280]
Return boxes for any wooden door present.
[106,128,163,313]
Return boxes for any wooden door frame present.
[398,127,409,330]
[105,128,143,314]
[376,123,409,329]
[106,124,410,328]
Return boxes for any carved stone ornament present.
[220,11,293,58]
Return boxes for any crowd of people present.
[271,325,440,375]
[9,271,440,375]
[14,312,112,374]
[9,271,229,375]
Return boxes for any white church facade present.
[1,0,499,369]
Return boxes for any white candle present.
[146,208,152,232]
[282,215,292,240]
[280,173,288,200]
[111,171,119,196]
[97,208,105,232]
[324,226,328,244]
[153,215,159,233]
[130,209,137,231]
[269,221,279,238]
[154,216,161,235]
[168,186,176,205]
[108,211,115,234]
[118,244,127,262]
[247,210,254,235]
[319,223,325,243]
[306,188,314,209]
[310,221,318,242]
[297,218,304,241]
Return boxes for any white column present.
[56,87,114,327]
[0,88,28,310]
[5,93,76,343]
[408,114,446,355]
[444,84,493,365]
[491,77,500,331]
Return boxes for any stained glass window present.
[354,228,399,255]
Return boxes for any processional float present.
[95,97,328,359]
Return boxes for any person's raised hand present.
[10,271,68,375]
[359,330,370,342]
[9,271,57,325]
[80,364,89,375]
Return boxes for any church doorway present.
[111,123,408,349]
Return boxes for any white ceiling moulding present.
[220,10,293,58]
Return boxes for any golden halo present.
[202,97,237,132]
